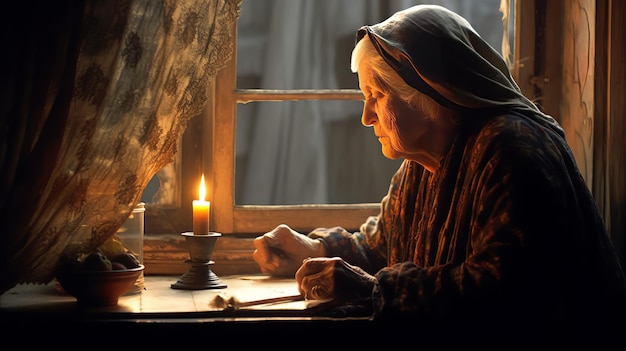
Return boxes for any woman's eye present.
[371,90,384,99]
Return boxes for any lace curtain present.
[0,0,241,293]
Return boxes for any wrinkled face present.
[358,64,439,162]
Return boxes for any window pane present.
[235,0,507,206]
[236,100,402,205]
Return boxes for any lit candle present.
[192,174,210,235]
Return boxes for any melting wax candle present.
[192,174,210,235]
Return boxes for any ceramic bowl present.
[56,265,144,306]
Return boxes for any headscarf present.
[356,4,563,137]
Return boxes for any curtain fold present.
[1,0,241,293]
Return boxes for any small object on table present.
[55,265,145,306]
[210,293,304,310]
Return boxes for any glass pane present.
[236,100,402,205]
[234,0,509,206]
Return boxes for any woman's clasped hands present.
[252,224,377,303]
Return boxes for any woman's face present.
[358,64,442,163]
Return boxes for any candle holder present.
[171,232,227,290]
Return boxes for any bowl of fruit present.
[55,247,144,306]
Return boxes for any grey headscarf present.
[356,5,563,137]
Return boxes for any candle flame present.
[199,174,206,201]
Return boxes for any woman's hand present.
[252,224,327,276]
[295,257,377,302]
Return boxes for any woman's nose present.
[361,101,377,126]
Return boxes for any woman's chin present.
[381,148,401,160]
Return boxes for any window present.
[213,0,511,235]
[143,0,514,238]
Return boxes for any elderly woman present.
[252,5,626,338]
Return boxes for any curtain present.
[0,0,241,293]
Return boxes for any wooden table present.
[1,275,375,347]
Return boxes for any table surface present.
[0,274,335,315]
[0,274,381,347]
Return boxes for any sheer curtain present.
[0,0,241,293]
[237,0,394,205]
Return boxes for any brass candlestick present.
[171,232,227,290]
